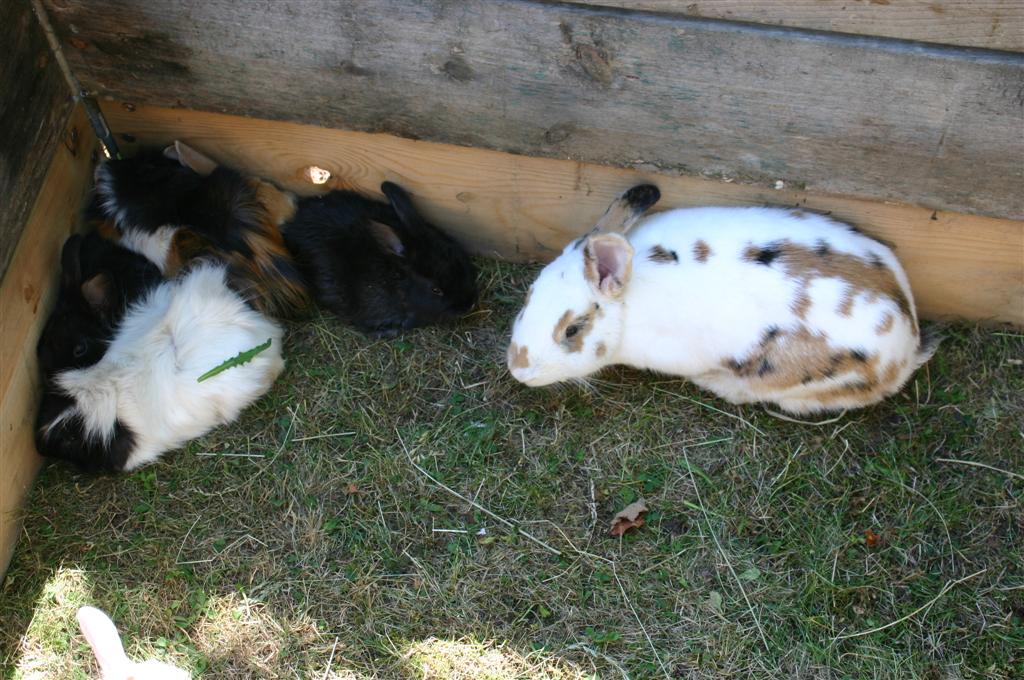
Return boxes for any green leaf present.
[740,566,761,582]
[197,338,273,383]
[708,590,723,613]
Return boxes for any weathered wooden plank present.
[0,105,96,579]
[102,104,1024,327]
[45,0,1024,220]
[573,1,1024,52]
[0,0,73,282]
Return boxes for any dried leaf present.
[609,499,648,537]
[864,528,881,548]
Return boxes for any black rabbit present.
[93,141,311,318]
[35,234,162,471]
[282,182,478,337]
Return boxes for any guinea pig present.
[93,141,311,319]
[507,185,938,415]
[37,233,163,377]
[282,182,478,337]
[36,235,284,472]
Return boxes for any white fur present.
[53,262,284,469]
[78,606,190,679]
[509,206,929,414]
[118,225,180,273]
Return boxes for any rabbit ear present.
[583,233,634,298]
[77,606,131,678]
[591,184,660,235]
[61,235,84,286]
[380,182,426,231]
[163,141,218,176]
[368,220,406,256]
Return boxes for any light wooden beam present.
[0,106,97,577]
[103,104,1024,327]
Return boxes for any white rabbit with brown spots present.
[507,185,937,414]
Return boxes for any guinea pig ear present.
[77,606,132,678]
[368,220,406,257]
[380,182,427,231]
[583,234,634,298]
[592,184,660,235]
[81,273,114,315]
[163,141,218,176]
[60,235,84,286]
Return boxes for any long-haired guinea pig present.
[282,181,478,337]
[36,234,284,472]
[92,141,311,319]
[507,185,938,415]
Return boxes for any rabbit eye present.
[565,325,580,339]
[73,341,88,358]
[431,286,444,297]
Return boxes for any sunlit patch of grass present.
[400,637,588,680]
[12,567,93,678]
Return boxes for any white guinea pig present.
[507,185,938,415]
[77,606,190,679]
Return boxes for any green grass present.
[2,260,1022,679]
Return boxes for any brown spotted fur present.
[508,342,530,369]
[553,303,601,353]
[722,325,909,404]
[693,240,712,263]
[648,245,678,263]
[742,240,914,331]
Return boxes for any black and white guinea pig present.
[37,232,163,377]
[93,141,311,319]
[282,182,478,337]
[36,234,284,472]
[507,185,938,415]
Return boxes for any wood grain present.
[103,104,1024,327]
[0,0,73,281]
[577,1,1024,52]
[0,106,96,578]
[44,0,1024,220]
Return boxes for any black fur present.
[35,391,136,472]
[283,182,478,336]
[96,148,263,252]
[95,148,207,231]
[34,235,160,472]
[622,184,661,214]
[753,244,782,266]
[94,148,311,317]
[37,234,161,379]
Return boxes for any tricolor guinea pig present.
[506,185,938,415]
[93,141,311,319]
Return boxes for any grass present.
[1,259,1022,679]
